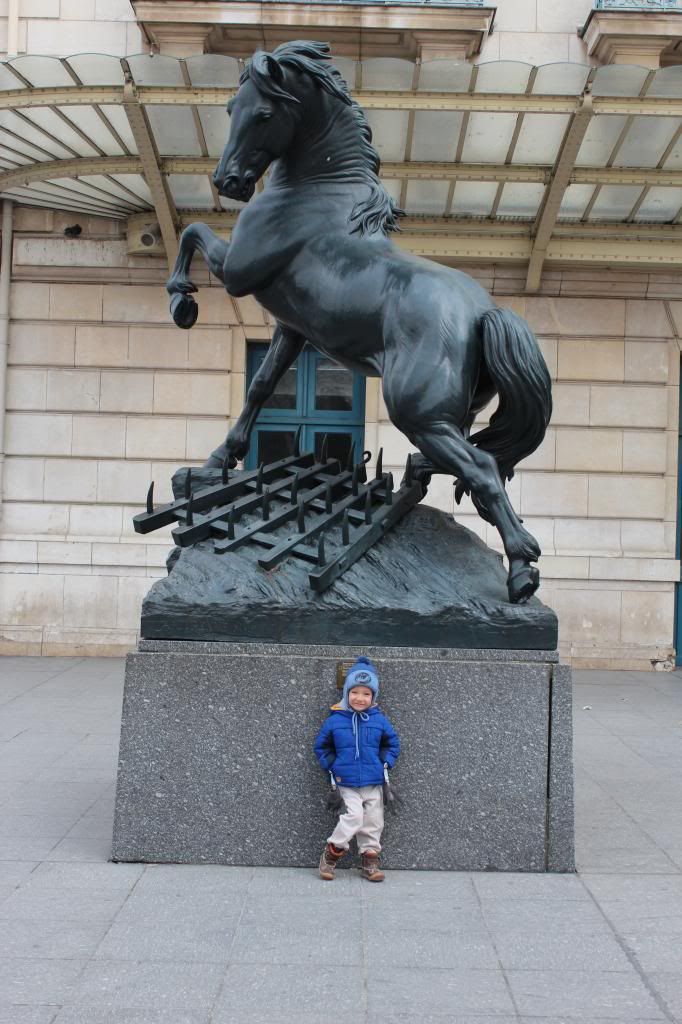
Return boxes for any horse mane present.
[241,40,403,236]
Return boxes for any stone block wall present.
[0,0,143,58]
[0,207,268,656]
[478,0,594,65]
[1,209,680,668]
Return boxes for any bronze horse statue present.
[166,41,552,604]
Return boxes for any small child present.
[313,656,400,882]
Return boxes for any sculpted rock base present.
[142,504,557,650]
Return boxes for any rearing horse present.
[166,40,552,605]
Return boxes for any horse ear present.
[264,54,284,86]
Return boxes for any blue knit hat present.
[340,656,379,709]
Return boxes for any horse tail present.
[471,307,552,483]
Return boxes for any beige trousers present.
[328,784,384,854]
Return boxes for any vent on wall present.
[126,215,165,256]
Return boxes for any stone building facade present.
[1,0,681,669]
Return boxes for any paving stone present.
[0,814,80,839]
[28,862,143,891]
[0,886,130,923]
[506,968,665,1019]
[0,958,88,1004]
[136,864,253,897]
[354,869,478,902]
[365,924,499,970]
[43,837,113,863]
[576,824,677,874]
[231,897,362,965]
[0,1006,60,1023]
[480,899,630,970]
[0,862,38,888]
[72,961,224,1010]
[94,893,245,963]
[366,966,514,1016]
[248,864,358,897]
[646,972,682,1019]
[0,838,61,861]
[370,1017,519,1024]
[53,1011,210,1024]
[472,872,588,901]
[211,963,363,1016]
[0,917,111,959]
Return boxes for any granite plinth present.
[112,641,574,872]
[141,504,557,650]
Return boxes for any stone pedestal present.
[112,640,574,872]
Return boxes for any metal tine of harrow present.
[256,463,264,495]
[184,467,192,501]
[297,497,306,533]
[146,481,154,515]
[375,447,383,480]
[262,486,270,522]
[290,471,300,505]
[404,453,413,487]
[384,471,394,506]
[345,441,355,472]
[317,534,326,567]
[325,481,333,514]
[364,490,373,525]
[320,434,329,463]
[186,490,194,527]
[351,462,361,496]
[221,454,230,485]
[341,509,350,546]
[294,425,302,458]
[227,506,236,540]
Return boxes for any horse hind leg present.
[410,420,541,604]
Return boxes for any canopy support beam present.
[526,88,594,293]
[122,73,179,267]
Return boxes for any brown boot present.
[319,843,345,880]
[361,850,385,882]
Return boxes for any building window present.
[244,342,366,469]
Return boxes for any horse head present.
[214,52,302,201]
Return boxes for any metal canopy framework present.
[2,53,682,284]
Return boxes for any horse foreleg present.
[166,223,229,329]
[410,421,541,604]
[204,324,306,469]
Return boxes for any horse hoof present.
[170,293,198,329]
[507,562,540,604]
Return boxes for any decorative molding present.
[132,1,495,60]
[581,8,682,67]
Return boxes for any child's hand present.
[326,771,347,815]
[382,764,402,814]
[326,788,347,815]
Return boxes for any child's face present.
[348,685,373,711]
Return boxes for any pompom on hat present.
[340,656,379,709]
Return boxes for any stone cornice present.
[132,1,496,59]
[581,9,682,67]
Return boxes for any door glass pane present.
[314,358,353,412]
[257,430,296,465]
[263,363,298,410]
[315,432,354,465]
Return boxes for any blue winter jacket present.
[313,704,400,788]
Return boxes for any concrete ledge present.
[112,640,574,872]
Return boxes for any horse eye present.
[258,110,272,122]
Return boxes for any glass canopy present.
[0,52,681,276]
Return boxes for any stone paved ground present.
[0,657,681,1023]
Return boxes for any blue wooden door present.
[244,343,366,469]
